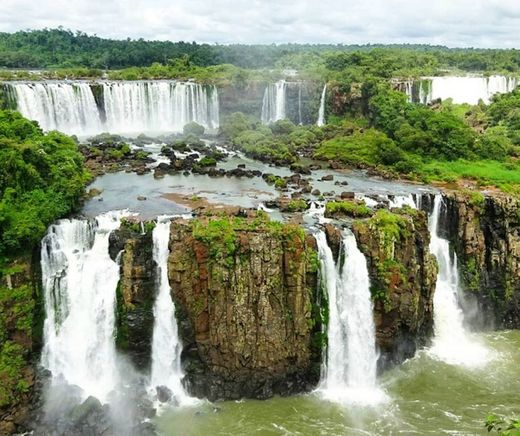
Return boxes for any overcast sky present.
[0,0,518,48]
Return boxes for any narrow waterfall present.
[316,84,327,126]
[149,219,191,405]
[261,80,286,124]
[316,231,385,405]
[10,81,102,135]
[40,211,125,402]
[428,195,489,366]
[6,81,219,135]
[406,75,519,105]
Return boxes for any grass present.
[325,200,373,218]
[421,159,520,194]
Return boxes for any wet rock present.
[156,386,173,403]
[311,189,321,196]
[167,215,321,401]
[237,163,246,169]
[137,196,147,201]
[352,208,437,370]
[340,192,355,199]
[320,174,334,181]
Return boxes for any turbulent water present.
[7,81,219,135]
[405,75,519,104]
[156,331,520,435]
[40,211,125,402]
[316,231,384,405]
[150,219,191,405]
[428,195,490,366]
[261,80,287,124]
[316,84,327,126]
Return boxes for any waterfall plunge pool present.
[156,331,520,435]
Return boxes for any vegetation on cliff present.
[0,110,89,262]
[0,110,88,416]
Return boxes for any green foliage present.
[0,283,34,407]
[120,218,156,234]
[198,156,217,167]
[0,341,28,407]
[183,121,205,137]
[367,209,410,257]
[286,199,308,212]
[325,200,373,218]
[0,110,89,259]
[485,415,520,435]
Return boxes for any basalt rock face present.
[109,225,156,370]
[167,216,320,401]
[350,209,437,370]
[441,191,520,328]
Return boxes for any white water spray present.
[405,75,518,105]
[428,195,489,366]
[41,211,125,402]
[150,219,193,405]
[7,81,219,135]
[317,84,327,126]
[316,231,386,405]
[261,80,287,123]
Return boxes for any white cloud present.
[0,0,518,47]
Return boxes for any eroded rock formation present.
[167,214,321,400]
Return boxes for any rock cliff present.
[167,213,321,400]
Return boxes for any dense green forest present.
[0,111,89,264]
[220,83,520,194]
[1,28,520,75]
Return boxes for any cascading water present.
[102,81,219,133]
[6,81,219,135]
[316,84,327,126]
[40,211,125,402]
[10,81,102,135]
[261,80,287,124]
[405,75,519,105]
[428,195,489,366]
[149,219,192,405]
[316,231,386,405]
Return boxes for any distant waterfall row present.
[261,80,327,126]
[400,75,519,105]
[6,81,220,135]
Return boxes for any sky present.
[0,0,518,48]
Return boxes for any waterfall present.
[428,195,489,366]
[406,75,519,105]
[6,81,219,135]
[102,81,219,133]
[261,80,287,124]
[149,219,192,405]
[40,211,125,402]
[316,84,327,126]
[10,81,102,135]
[298,84,302,125]
[316,231,386,405]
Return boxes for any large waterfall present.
[316,231,385,405]
[428,195,489,366]
[261,80,287,124]
[150,219,192,405]
[40,211,125,402]
[11,82,102,135]
[316,84,327,126]
[6,81,220,135]
[405,75,519,105]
